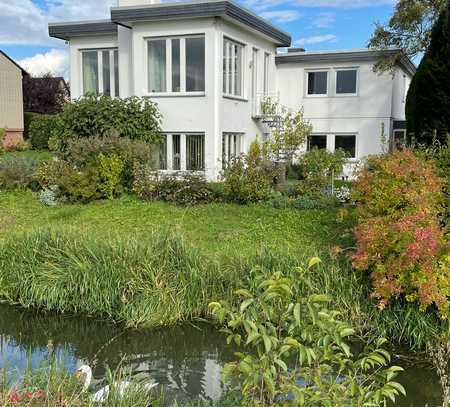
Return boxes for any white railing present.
[252,92,281,119]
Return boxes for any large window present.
[186,134,205,171]
[336,69,357,94]
[335,135,356,158]
[82,49,119,97]
[307,135,327,151]
[222,133,243,168]
[307,71,328,95]
[147,36,205,94]
[223,38,244,97]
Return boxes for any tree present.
[23,73,70,114]
[406,0,450,145]
[369,0,445,71]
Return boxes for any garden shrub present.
[23,112,40,140]
[222,141,280,204]
[60,135,156,189]
[295,148,347,198]
[0,155,40,190]
[133,165,215,205]
[54,94,162,147]
[352,149,449,316]
[209,259,406,406]
[28,114,58,150]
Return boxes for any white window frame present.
[263,52,270,95]
[222,133,244,168]
[145,34,206,97]
[223,37,246,99]
[160,133,206,172]
[80,48,119,97]
[335,67,359,97]
[305,69,329,97]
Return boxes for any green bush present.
[209,259,406,406]
[54,94,162,147]
[61,135,156,189]
[0,155,40,190]
[28,114,57,150]
[222,141,279,204]
[23,112,41,140]
[133,166,215,205]
[295,148,348,198]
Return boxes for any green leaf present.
[308,257,322,268]
[240,298,254,313]
[294,303,301,326]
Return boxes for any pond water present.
[0,304,442,405]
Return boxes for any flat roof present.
[276,48,416,76]
[111,0,291,47]
[49,20,118,41]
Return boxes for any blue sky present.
[0,0,396,77]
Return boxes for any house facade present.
[0,50,27,148]
[49,0,415,180]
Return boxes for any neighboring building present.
[48,0,416,180]
[0,50,27,148]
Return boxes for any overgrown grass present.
[0,227,444,347]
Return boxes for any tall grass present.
[0,229,444,347]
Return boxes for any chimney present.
[118,0,161,6]
[287,47,306,53]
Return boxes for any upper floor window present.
[263,52,270,95]
[223,38,244,97]
[336,69,357,95]
[307,71,328,95]
[147,35,205,94]
[82,49,119,97]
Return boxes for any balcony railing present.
[252,92,281,120]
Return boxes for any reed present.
[0,229,444,348]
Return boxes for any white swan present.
[75,365,159,403]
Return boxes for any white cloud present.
[19,48,69,78]
[295,34,337,45]
[244,0,393,10]
[312,12,335,28]
[260,10,301,23]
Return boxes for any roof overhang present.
[276,48,416,76]
[48,20,118,41]
[111,0,291,47]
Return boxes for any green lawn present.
[0,190,351,258]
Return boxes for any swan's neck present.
[83,369,92,391]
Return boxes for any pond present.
[0,304,442,405]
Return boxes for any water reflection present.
[0,305,233,401]
[0,305,443,405]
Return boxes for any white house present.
[48,0,416,180]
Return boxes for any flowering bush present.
[335,186,352,203]
[352,149,449,316]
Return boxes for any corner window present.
[223,38,245,97]
[82,49,119,97]
[222,133,243,168]
[336,69,357,94]
[335,135,356,158]
[307,135,327,151]
[307,71,328,95]
[159,133,205,172]
[147,36,205,94]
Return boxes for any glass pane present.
[335,135,356,158]
[114,50,119,97]
[172,39,181,92]
[336,70,357,94]
[186,134,205,171]
[307,135,327,151]
[264,53,269,95]
[148,40,167,93]
[159,135,167,170]
[82,51,99,95]
[234,45,242,96]
[223,41,227,93]
[172,134,181,170]
[308,71,327,95]
[102,51,111,96]
[186,37,205,92]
